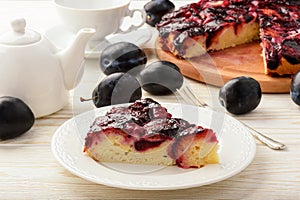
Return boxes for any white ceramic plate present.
[51,103,256,190]
[44,25,152,59]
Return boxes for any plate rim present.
[51,103,256,190]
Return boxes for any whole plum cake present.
[84,98,219,169]
[156,0,300,76]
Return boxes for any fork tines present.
[176,86,207,108]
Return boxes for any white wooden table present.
[0,1,300,199]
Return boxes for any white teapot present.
[0,18,95,118]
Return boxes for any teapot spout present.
[57,28,95,90]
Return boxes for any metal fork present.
[176,86,286,150]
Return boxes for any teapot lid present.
[0,18,41,45]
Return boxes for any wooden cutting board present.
[156,40,292,93]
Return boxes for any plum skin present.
[100,42,147,76]
[219,76,262,115]
[0,96,35,140]
[144,0,175,27]
[139,61,184,95]
[92,73,142,108]
[290,70,300,105]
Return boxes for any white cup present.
[54,0,146,41]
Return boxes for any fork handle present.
[240,122,286,150]
[176,87,286,150]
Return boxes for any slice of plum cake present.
[84,98,219,169]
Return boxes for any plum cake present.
[258,1,300,75]
[156,0,300,76]
[84,98,219,169]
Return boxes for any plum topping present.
[157,0,258,50]
[134,133,170,151]
[262,38,280,70]
[282,38,300,65]
[256,2,300,70]
[157,0,300,68]
[128,98,165,125]
[84,98,214,156]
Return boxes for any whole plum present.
[139,61,183,95]
[0,96,35,140]
[144,0,175,26]
[100,42,147,76]
[219,76,262,115]
[92,72,142,108]
[290,70,300,105]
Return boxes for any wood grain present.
[156,40,292,93]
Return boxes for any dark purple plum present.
[144,0,175,27]
[0,96,35,140]
[100,42,147,76]
[219,76,262,115]
[92,73,142,108]
[290,70,300,105]
[139,61,183,95]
